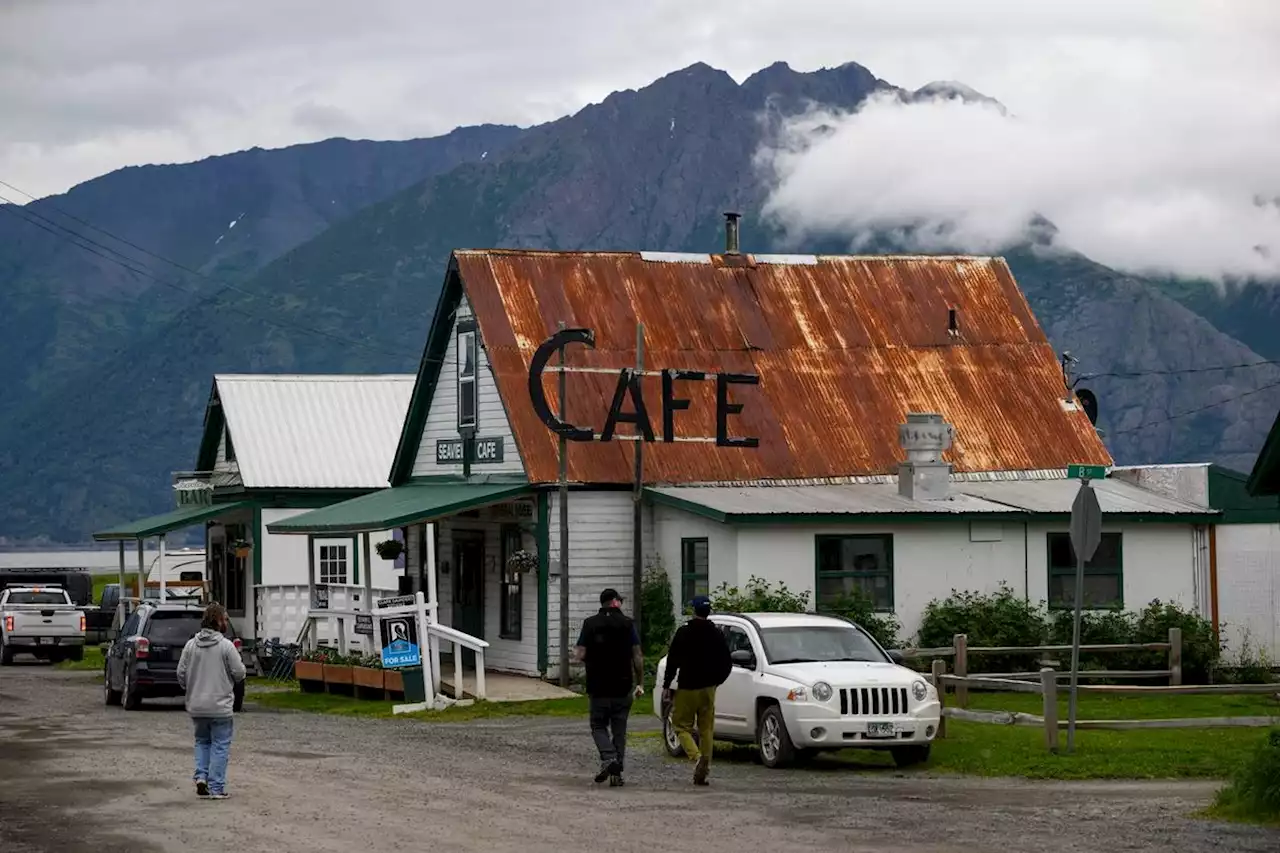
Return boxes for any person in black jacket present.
[575,588,644,787]
[661,595,731,785]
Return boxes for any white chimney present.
[898,413,954,501]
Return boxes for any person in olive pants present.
[662,595,731,785]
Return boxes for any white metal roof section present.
[650,477,1215,518]
[214,374,415,489]
[638,251,712,264]
[752,254,819,265]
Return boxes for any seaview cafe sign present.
[526,327,759,447]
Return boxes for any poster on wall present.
[312,584,329,610]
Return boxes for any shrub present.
[709,575,810,614]
[1048,609,1139,672]
[1133,599,1219,683]
[1217,628,1276,685]
[1213,729,1280,822]
[821,589,901,651]
[918,584,1047,675]
[639,560,676,659]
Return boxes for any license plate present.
[866,722,895,738]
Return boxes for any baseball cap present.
[690,595,712,616]
[600,588,623,605]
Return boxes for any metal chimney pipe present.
[724,212,741,254]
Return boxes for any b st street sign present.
[526,327,759,448]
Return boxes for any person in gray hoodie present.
[176,603,246,799]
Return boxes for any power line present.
[1111,378,1280,436]
[0,193,418,360]
[1082,360,1280,381]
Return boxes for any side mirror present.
[730,649,756,669]
[887,649,906,665]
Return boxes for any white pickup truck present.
[0,586,87,665]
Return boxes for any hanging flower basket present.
[375,539,405,561]
[506,549,538,574]
[229,539,252,559]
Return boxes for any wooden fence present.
[924,660,1280,751]
[901,629,1184,708]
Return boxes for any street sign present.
[354,614,373,636]
[1069,483,1103,563]
[1067,464,1107,481]
[380,617,421,668]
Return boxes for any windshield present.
[5,591,69,605]
[145,612,204,644]
[759,625,888,665]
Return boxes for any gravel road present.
[0,664,1276,853]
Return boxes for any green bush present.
[1048,609,1139,672]
[1213,729,1280,822]
[639,561,676,660]
[709,575,809,614]
[1217,629,1277,685]
[821,589,901,651]
[1133,599,1219,683]
[918,585,1047,674]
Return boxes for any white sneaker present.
[207,792,230,800]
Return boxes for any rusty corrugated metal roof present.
[456,249,1113,485]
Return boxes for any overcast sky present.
[3,0,1277,280]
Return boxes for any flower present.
[506,549,539,574]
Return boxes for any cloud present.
[758,3,1280,282]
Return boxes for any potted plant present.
[375,539,404,561]
[294,647,332,692]
[506,549,538,575]
[352,653,385,698]
[229,538,252,559]
[322,650,356,694]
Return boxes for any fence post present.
[1040,667,1059,753]
[931,658,947,738]
[954,633,969,708]
[1168,627,1183,686]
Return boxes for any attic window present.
[457,322,478,431]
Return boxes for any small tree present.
[821,589,901,651]
[709,576,809,614]
[640,560,676,658]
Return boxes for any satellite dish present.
[1076,388,1099,425]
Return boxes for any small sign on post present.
[1066,469,1104,754]
[354,614,373,636]
[1067,464,1107,481]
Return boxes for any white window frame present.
[457,325,478,431]
[317,542,350,586]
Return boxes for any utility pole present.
[557,322,570,688]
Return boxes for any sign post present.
[1066,465,1105,753]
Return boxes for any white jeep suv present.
[655,612,941,768]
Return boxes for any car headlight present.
[912,680,929,702]
[812,681,833,702]
[785,686,808,701]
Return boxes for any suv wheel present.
[122,670,142,710]
[757,704,796,769]
[891,745,931,768]
[662,702,691,758]
[104,667,122,706]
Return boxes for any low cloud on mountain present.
[758,3,1280,282]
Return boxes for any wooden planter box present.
[323,664,354,694]
[295,660,325,693]
[352,666,385,699]
[383,669,405,695]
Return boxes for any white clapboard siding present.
[411,295,525,478]
[545,492,654,681]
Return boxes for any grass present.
[250,684,656,722]
[91,573,137,603]
[55,644,106,672]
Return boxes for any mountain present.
[0,124,523,415]
[2,60,1279,542]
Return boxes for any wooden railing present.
[902,629,1184,707]
[925,659,1280,751]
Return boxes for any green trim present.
[814,533,895,613]
[252,506,263,585]
[679,537,709,609]
[390,257,465,487]
[1209,465,1280,524]
[1046,531,1125,610]
[645,488,728,523]
[93,500,254,541]
[352,534,360,585]
[536,491,549,675]
[267,483,532,535]
[1246,412,1280,496]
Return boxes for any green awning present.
[92,501,254,541]
[265,483,531,535]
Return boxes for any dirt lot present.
[0,665,1277,853]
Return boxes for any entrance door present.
[452,532,485,667]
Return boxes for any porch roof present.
[265,482,531,535]
[92,501,254,541]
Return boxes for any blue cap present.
[690,595,712,615]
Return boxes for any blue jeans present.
[193,717,234,794]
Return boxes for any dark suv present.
[103,603,245,711]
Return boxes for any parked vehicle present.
[0,568,92,606]
[103,602,244,712]
[654,612,941,769]
[82,583,122,646]
[0,586,87,665]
